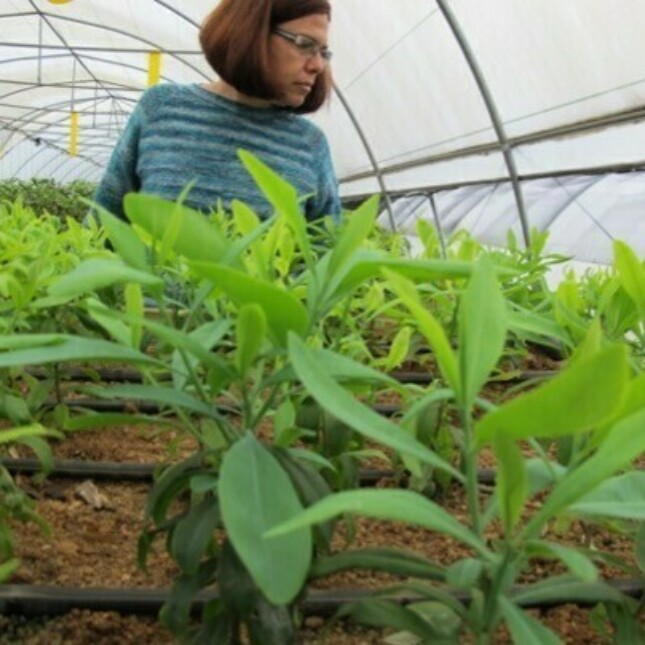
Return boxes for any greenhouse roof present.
[2,0,645,262]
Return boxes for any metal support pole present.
[37,17,43,84]
[333,84,396,230]
[429,192,448,259]
[434,0,531,248]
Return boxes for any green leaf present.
[568,471,645,520]
[288,334,462,481]
[0,334,66,351]
[493,434,528,533]
[159,558,218,634]
[269,446,334,550]
[507,307,572,349]
[145,453,205,525]
[445,558,484,589]
[0,336,161,369]
[600,371,645,435]
[408,601,462,641]
[84,383,219,419]
[18,436,56,474]
[613,240,645,316]
[525,541,598,582]
[382,269,459,394]
[235,304,266,374]
[524,406,645,538]
[190,262,308,346]
[458,255,508,407]
[327,195,378,279]
[377,326,413,371]
[269,347,403,389]
[310,548,445,581]
[86,297,131,346]
[512,575,626,606]
[0,423,60,445]
[0,558,20,583]
[62,412,170,432]
[140,317,232,375]
[499,596,562,645]
[340,599,446,641]
[266,488,488,556]
[94,202,148,271]
[125,283,144,349]
[331,251,472,305]
[170,495,219,574]
[124,193,232,265]
[48,258,163,298]
[219,433,312,605]
[223,207,276,272]
[477,344,629,445]
[238,150,312,268]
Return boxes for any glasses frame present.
[272,27,332,62]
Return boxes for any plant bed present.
[4,467,643,643]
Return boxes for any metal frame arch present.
[434,0,531,248]
[20,11,208,78]
[4,0,405,210]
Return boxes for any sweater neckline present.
[188,83,289,119]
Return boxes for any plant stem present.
[461,409,482,537]
[249,382,282,432]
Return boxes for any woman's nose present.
[305,53,326,74]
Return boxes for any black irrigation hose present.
[1,458,157,481]
[0,457,498,486]
[26,367,150,384]
[41,398,245,417]
[40,398,400,417]
[27,366,556,386]
[391,369,555,385]
[0,579,642,618]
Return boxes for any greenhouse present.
[1,0,645,642]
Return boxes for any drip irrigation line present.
[389,369,555,385]
[1,457,497,486]
[2,458,156,481]
[0,578,642,618]
[26,366,150,383]
[40,398,400,417]
[25,367,558,386]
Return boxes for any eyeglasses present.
[273,27,332,62]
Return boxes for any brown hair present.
[199,0,332,114]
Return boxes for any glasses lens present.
[292,34,331,61]
[294,35,317,56]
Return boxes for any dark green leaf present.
[220,433,312,605]
[311,548,445,581]
[170,495,219,574]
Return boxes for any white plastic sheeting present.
[1,0,645,265]
[382,172,645,266]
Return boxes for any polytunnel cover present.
[1,0,645,264]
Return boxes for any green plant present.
[0,422,60,582]
[268,256,645,643]
[0,151,476,642]
[0,178,96,223]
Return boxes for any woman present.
[94,0,340,222]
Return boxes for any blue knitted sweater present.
[94,83,341,221]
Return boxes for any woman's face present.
[267,13,330,108]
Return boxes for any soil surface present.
[2,352,642,643]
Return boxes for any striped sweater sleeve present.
[93,100,147,220]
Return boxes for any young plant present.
[268,256,645,643]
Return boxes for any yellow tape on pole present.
[47,1,74,5]
[148,51,162,86]
[69,111,79,157]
